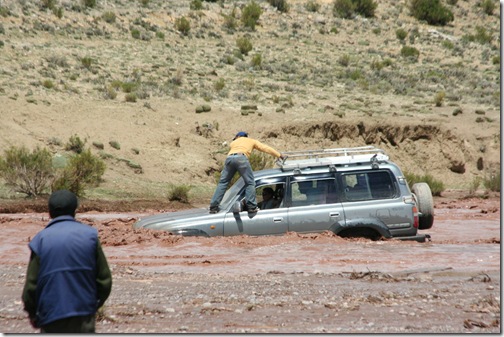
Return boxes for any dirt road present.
[0,192,500,333]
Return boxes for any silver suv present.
[134,146,433,242]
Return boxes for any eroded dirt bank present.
[0,192,500,333]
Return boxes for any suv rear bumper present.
[394,233,431,243]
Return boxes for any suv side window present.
[290,178,338,206]
[342,170,396,201]
[256,183,285,210]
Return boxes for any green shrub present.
[109,140,121,150]
[0,6,10,17]
[214,78,225,92]
[0,146,53,197]
[441,40,454,49]
[83,0,96,8]
[353,0,377,17]
[434,91,445,107]
[483,170,500,192]
[41,0,57,10]
[104,85,117,99]
[396,28,408,41]
[468,176,481,195]
[251,53,262,68]
[236,36,253,55]
[241,1,262,30]
[65,134,86,154]
[168,184,191,203]
[121,81,138,93]
[338,54,350,67]
[81,56,93,70]
[480,0,495,15]
[404,172,445,196]
[125,92,137,102]
[42,79,54,89]
[333,0,377,18]
[222,6,238,31]
[305,0,321,12]
[473,26,492,44]
[190,0,203,10]
[175,16,191,36]
[52,149,106,197]
[268,0,289,12]
[333,0,355,18]
[131,28,141,39]
[53,6,63,19]
[102,11,116,23]
[409,0,454,26]
[400,45,420,60]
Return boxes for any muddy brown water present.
[0,193,500,333]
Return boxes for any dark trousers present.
[41,314,95,333]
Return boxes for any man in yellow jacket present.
[209,131,285,214]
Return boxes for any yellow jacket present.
[228,137,281,158]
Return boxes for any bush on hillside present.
[175,16,191,36]
[268,0,289,12]
[0,146,53,197]
[65,134,86,154]
[168,184,192,203]
[52,149,106,197]
[483,170,500,192]
[333,0,377,18]
[236,36,253,55]
[409,0,454,26]
[404,171,445,196]
[241,1,262,30]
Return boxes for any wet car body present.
[134,147,433,242]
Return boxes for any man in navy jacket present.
[22,190,112,333]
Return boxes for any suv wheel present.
[412,183,434,230]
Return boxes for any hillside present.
[0,0,500,202]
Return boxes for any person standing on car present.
[209,131,285,214]
[22,190,112,333]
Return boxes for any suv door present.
[223,178,288,236]
[286,174,345,234]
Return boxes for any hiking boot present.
[247,207,259,214]
[209,207,220,214]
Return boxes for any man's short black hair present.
[48,190,78,218]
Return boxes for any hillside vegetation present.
[0,0,500,202]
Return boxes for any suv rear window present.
[342,170,396,201]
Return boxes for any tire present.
[412,183,434,230]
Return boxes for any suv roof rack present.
[278,146,389,171]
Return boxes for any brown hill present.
[0,0,500,203]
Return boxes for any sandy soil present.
[0,190,500,333]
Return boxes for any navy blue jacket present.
[26,216,107,326]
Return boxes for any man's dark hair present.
[262,187,274,195]
[48,189,78,218]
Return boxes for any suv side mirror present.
[232,201,242,213]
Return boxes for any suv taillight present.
[412,205,419,229]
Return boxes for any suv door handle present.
[273,217,283,222]
[330,212,340,217]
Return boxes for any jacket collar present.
[46,215,76,228]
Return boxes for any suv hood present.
[133,208,213,230]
